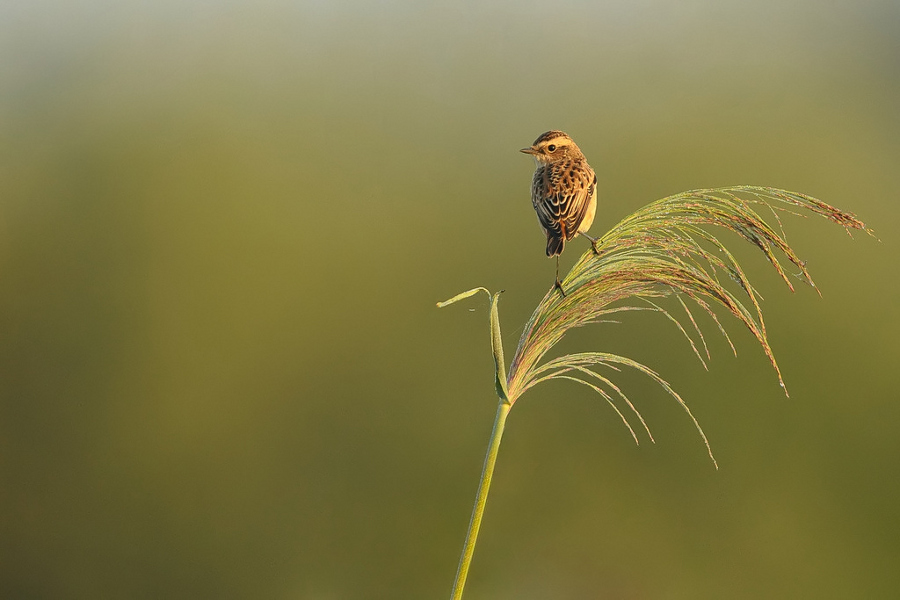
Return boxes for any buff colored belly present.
[577,187,597,234]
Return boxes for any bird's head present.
[520,131,583,164]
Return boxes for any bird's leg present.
[581,232,602,256]
[554,256,566,297]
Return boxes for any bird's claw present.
[554,279,567,297]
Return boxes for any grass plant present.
[437,186,872,600]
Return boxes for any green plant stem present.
[450,399,512,600]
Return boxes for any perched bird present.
[520,130,599,296]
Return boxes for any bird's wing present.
[533,161,596,245]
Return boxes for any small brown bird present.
[521,130,599,295]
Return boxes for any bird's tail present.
[546,235,564,257]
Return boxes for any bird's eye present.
[547,144,557,152]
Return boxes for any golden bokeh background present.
[1,1,898,598]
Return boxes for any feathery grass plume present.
[439,185,871,600]
[509,186,871,460]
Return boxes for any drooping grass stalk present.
[438,186,872,599]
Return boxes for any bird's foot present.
[591,240,602,256]
[554,278,567,297]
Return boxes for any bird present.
[520,130,599,296]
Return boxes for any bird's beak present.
[520,147,538,155]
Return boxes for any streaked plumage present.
[521,131,598,294]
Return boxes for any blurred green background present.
[1,1,898,598]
